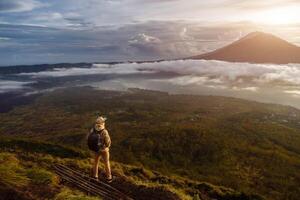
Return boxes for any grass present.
[0,153,29,188]
[26,168,58,185]
[0,137,87,158]
[0,138,264,200]
[1,87,299,199]
[0,150,93,200]
[55,188,102,200]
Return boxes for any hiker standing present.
[87,116,113,182]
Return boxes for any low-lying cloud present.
[0,80,34,93]
[5,59,300,108]
[19,59,300,89]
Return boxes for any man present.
[87,116,113,183]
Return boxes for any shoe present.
[90,176,99,181]
[105,176,113,183]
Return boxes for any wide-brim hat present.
[95,116,107,124]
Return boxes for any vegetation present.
[55,188,101,200]
[1,87,300,199]
[0,153,29,188]
[0,150,101,200]
[0,139,262,200]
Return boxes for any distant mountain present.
[191,32,300,64]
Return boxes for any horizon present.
[1,0,300,109]
[1,2,300,200]
[1,0,300,65]
[0,31,297,68]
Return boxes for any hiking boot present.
[90,176,99,181]
[104,176,113,183]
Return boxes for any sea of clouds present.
[18,59,300,91]
[0,80,34,93]
[2,59,300,108]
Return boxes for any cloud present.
[0,20,254,65]
[129,33,161,45]
[1,0,300,31]
[18,59,300,91]
[223,0,300,11]
[0,80,34,93]
[136,0,180,3]
[0,37,10,41]
[0,20,299,66]
[18,64,154,77]
[284,90,300,95]
[128,33,164,58]
[232,86,258,92]
[0,0,45,13]
[4,58,300,108]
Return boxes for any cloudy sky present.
[1,0,300,66]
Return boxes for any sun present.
[252,6,299,25]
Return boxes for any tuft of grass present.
[55,188,102,200]
[0,153,29,187]
[26,168,58,186]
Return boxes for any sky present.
[1,0,300,66]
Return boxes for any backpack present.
[87,128,105,152]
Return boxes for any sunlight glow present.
[252,6,299,25]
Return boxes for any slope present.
[0,87,300,200]
[191,32,300,64]
[0,138,262,200]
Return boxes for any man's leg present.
[101,148,112,179]
[93,153,101,178]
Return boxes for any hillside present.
[0,138,262,200]
[1,87,300,199]
[190,32,300,64]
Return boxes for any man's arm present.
[103,130,111,148]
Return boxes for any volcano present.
[191,32,300,64]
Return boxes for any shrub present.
[26,168,58,185]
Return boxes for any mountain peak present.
[244,31,270,37]
[239,31,274,41]
[191,31,300,64]
[238,31,292,45]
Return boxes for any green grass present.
[0,151,99,200]
[0,140,264,200]
[55,188,101,200]
[26,168,58,185]
[0,153,29,188]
